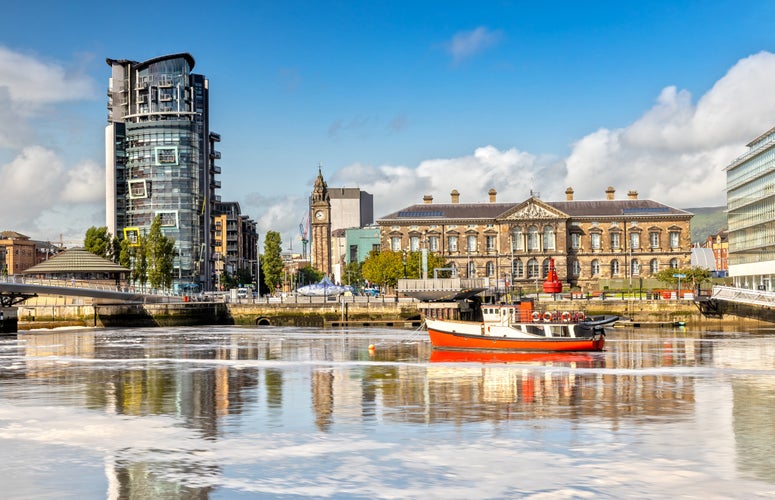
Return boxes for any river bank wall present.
[10,297,774,331]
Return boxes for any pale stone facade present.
[377,187,693,291]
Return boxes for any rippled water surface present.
[2,325,775,499]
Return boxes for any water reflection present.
[1,326,775,497]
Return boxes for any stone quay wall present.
[11,297,775,331]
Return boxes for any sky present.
[1,1,775,249]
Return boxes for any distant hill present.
[684,206,726,244]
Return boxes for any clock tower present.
[310,166,332,275]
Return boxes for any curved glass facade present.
[106,53,218,289]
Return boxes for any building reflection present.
[9,327,775,490]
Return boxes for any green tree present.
[296,265,323,288]
[342,261,363,286]
[119,238,132,270]
[362,250,405,288]
[402,251,448,279]
[262,231,284,293]
[134,234,148,290]
[236,267,254,286]
[84,226,111,258]
[654,266,711,290]
[146,215,176,290]
[362,250,448,287]
[109,235,121,263]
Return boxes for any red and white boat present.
[425,303,617,352]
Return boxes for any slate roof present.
[545,199,692,217]
[22,247,129,274]
[379,199,691,222]
[380,202,517,221]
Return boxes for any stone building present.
[377,187,693,291]
[0,232,38,276]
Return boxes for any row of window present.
[390,230,682,253]
[570,230,680,250]
[450,257,682,279]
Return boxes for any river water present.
[1,324,775,499]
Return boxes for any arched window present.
[541,259,550,278]
[527,226,539,251]
[468,260,477,277]
[485,261,495,277]
[512,227,523,251]
[571,260,580,276]
[449,262,458,277]
[527,258,539,278]
[631,259,640,276]
[513,259,524,278]
[543,226,555,250]
[650,259,659,274]
[591,259,600,276]
[670,258,679,269]
[611,259,620,276]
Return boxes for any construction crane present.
[299,213,309,260]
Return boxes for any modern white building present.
[725,126,775,290]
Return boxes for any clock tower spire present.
[310,165,332,275]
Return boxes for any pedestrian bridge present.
[694,285,775,318]
[0,276,179,306]
[711,285,775,307]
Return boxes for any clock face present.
[315,210,324,220]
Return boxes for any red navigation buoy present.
[542,257,563,294]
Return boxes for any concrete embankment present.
[15,299,422,329]
[10,297,774,331]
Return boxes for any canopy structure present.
[690,247,717,271]
[22,247,129,279]
[297,276,351,297]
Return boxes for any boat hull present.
[426,319,606,352]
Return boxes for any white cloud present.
[445,27,502,64]
[564,51,775,207]
[0,47,101,241]
[0,46,95,105]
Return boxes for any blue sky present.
[1,1,775,248]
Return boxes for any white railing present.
[711,285,775,308]
[0,275,173,297]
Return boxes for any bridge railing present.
[0,275,171,297]
[711,285,775,307]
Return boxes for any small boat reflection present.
[429,349,603,366]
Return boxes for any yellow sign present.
[123,227,141,246]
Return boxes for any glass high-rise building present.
[725,126,775,290]
[105,53,221,291]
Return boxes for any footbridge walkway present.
[0,276,179,307]
[695,285,775,318]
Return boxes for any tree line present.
[84,215,176,291]
[83,223,713,294]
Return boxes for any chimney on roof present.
[627,190,638,200]
[488,188,497,203]
[451,189,460,204]
[606,186,615,200]
[565,187,574,201]
[423,194,433,204]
